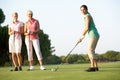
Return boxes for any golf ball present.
[51,68,56,72]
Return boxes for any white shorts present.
[9,35,22,53]
[25,38,43,61]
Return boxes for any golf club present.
[51,42,79,72]
[27,30,31,71]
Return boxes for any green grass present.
[0,62,120,80]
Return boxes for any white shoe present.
[40,66,46,70]
[28,66,34,71]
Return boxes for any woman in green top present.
[78,5,100,72]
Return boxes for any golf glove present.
[27,30,32,34]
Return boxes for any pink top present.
[9,21,23,39]
[25,18,39,40]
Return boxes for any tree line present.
[46,50,120,64]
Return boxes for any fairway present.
[0,62,120,80]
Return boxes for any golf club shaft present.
[63,42,79,61]
[52,42,79,71]
[58,42,79,68]
[29,33,30,54]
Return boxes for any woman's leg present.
[15,39,22,70]
[32,39,43,64]
[9,37,18,71]
[87,37,99,71]
[12,53,17,67]
[32,39,45,70]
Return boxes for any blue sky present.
[1,0,120,56]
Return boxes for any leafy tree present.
[0,8,5,25]
[46,55,61,64]
[97,54,106,62]
[64,54,87,64]
[39,30,55,62]
[80,54,89,62]
[76,54,86,63]
[66,54,79,64]
[116,53,120,61]
[103,50,119,61]
[0,25,9,66]
[0,9,7,66]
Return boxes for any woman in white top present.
[8,12,23,71]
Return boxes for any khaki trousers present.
[87,37,99,59]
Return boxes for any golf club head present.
[51,67,59,72]
[51,68,56,72]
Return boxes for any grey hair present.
[27,10,33,16]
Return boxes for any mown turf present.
[0,62,120,80]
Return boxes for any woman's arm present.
[82,15,91,36]
[78,15,91,43]
[24,23,29,36]
[8,26,14,35]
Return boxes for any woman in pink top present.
[24,10,45,71]
[8,12,23,71]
